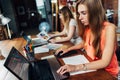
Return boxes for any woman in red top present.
[56,0,119,77]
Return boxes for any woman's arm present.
[54,25,76,43]
[54,19,78,43]
[49,27,66,38]
[82,23,116,70]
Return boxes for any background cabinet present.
[102,0,118,26]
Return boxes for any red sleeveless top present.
[83,22,119,77]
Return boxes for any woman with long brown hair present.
[56,0,119,77]
[49,6,82,44]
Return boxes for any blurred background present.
[0,0,120,39]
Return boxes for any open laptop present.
[4,47,69,80]
[20,31,48,47]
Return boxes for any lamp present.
[0,14,11,39]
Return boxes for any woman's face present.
[77,4,89,26]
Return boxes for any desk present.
[0,37,117,80]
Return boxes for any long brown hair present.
[59,6,74,31]
[76,0,107,57]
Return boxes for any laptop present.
[4,47,69,80]
[20,31,48,47]
[30,38,48,47]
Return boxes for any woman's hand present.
[55,48,69,56]
[49,39,56,43]
[48,33,55,37]
[57,64,76,75]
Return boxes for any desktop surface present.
[0,37,117,80]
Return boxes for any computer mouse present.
[55,51,63,58]
[55,50,78,58]
[63,72,70,77]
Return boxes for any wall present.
[102,0,118,26]
[0,0,19,36]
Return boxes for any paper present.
[42,43,63,50]
[37,31,50,41]
[62,55,96,75]
[34,46,49,54]
[32,37,46,43]
[31,37,40,40]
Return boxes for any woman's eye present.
[82,11,87,15]
[83,13,86,15]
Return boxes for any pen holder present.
[26,51,35,62]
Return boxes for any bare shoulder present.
[104,22,116,32]
[104,22,116,45]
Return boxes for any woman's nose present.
[79,15,83,20]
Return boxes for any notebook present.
[4,47,69,80]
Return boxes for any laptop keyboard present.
[47,57,69,80]
[28,57,69,80]
[29,60,54,80]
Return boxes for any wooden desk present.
[0,37,117,80]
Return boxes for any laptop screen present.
[4,47,29,80]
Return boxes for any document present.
[34,43,62,54]
[42,43,63,50]
[34,46,49,54]
[62,55,96,75]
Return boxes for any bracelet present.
[83,64,87,71]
